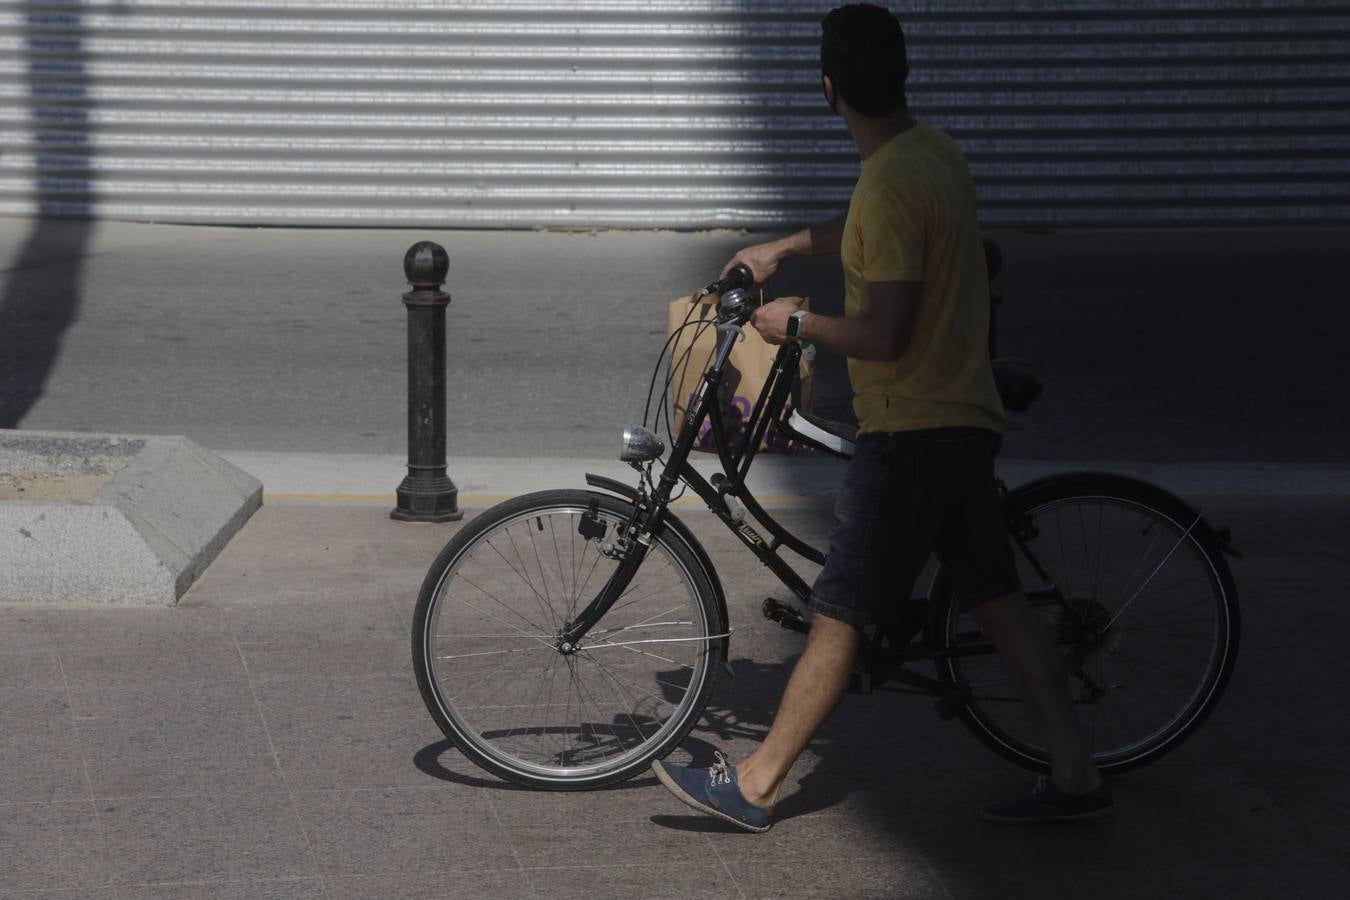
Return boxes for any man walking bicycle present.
[652,3,1113,830]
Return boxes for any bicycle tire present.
[412,489,725,790]
[927,472,1239,775]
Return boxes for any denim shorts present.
[809,427,1021,628]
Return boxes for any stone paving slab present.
[1,498,1347,898]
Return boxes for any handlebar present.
[691,262,759,326]
[703,262,754,298]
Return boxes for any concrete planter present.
[0,430,262,605]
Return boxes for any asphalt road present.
[1,217,1346,463]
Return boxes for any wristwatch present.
[786,309,809,341]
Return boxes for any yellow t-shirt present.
[841,123,1005,435]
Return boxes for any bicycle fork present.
[557,495,666,650]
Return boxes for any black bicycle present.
[412,251,1241,790]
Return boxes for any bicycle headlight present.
[620,425,665,463]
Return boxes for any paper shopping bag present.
[665,293,813,453]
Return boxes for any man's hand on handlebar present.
[750,298,801,346]
[717,215,842,286]
[719,241,787,286]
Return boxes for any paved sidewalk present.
[2,496,1347,898]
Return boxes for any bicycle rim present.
[419,497,716,786]
[939,490,1235,772]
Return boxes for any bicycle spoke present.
[1114,624,1214,640]
[484,538,559,632]
[588,620,694,638]
[1093,501,1106,604]
[502,528,561,633]
[616,642,696,671]
[525,520,562,632]
[1077,504,1093,623]
[583,651,679,712]
[502,650,561,749]
[608,602,688,634]
[1054,506,1074,603]
[445,575,556,641]
[548,516,569,608]
[1100,524,1167,611]
[606,574,684,618]
[567,514,580,615]
[574,653,645,753]
[560,655,575,766]
[572,551,605,614]
[446,641,541,703]
[1106,515,1202,629]
[539,650,564,759]
[437,645,551,661]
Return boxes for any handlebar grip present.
[719,263,754,295]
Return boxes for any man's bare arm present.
[805,212,848,257]
[720,212,848,283]
[751,281,922,362]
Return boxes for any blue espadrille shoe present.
[652,751,775,833]
[980,776,1114,824]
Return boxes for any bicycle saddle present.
[784,409,857,458]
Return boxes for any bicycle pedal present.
[762,597,809,635]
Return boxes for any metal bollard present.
[391,241,462,523]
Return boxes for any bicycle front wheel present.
[929,473,1239,775]
[412,490,724,790]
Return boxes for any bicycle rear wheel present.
[412,490,724,790]
[929,473,1239,775]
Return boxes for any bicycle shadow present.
[410,653,894,824]
[413,738,661,793]
[410,657,792,795]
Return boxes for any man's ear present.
[821,74,839,114]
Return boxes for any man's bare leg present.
[735,611,860,807]
[973,591,1101,793]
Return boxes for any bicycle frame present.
[562,314,989,655]
[561,313,1047,699]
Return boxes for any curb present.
[218,451,1350,507]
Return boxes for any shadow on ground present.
[1,6,99,427]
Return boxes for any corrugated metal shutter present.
[2,0,1347,229]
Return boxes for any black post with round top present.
[391,241,462,522]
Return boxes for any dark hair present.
[820,4,909,117]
